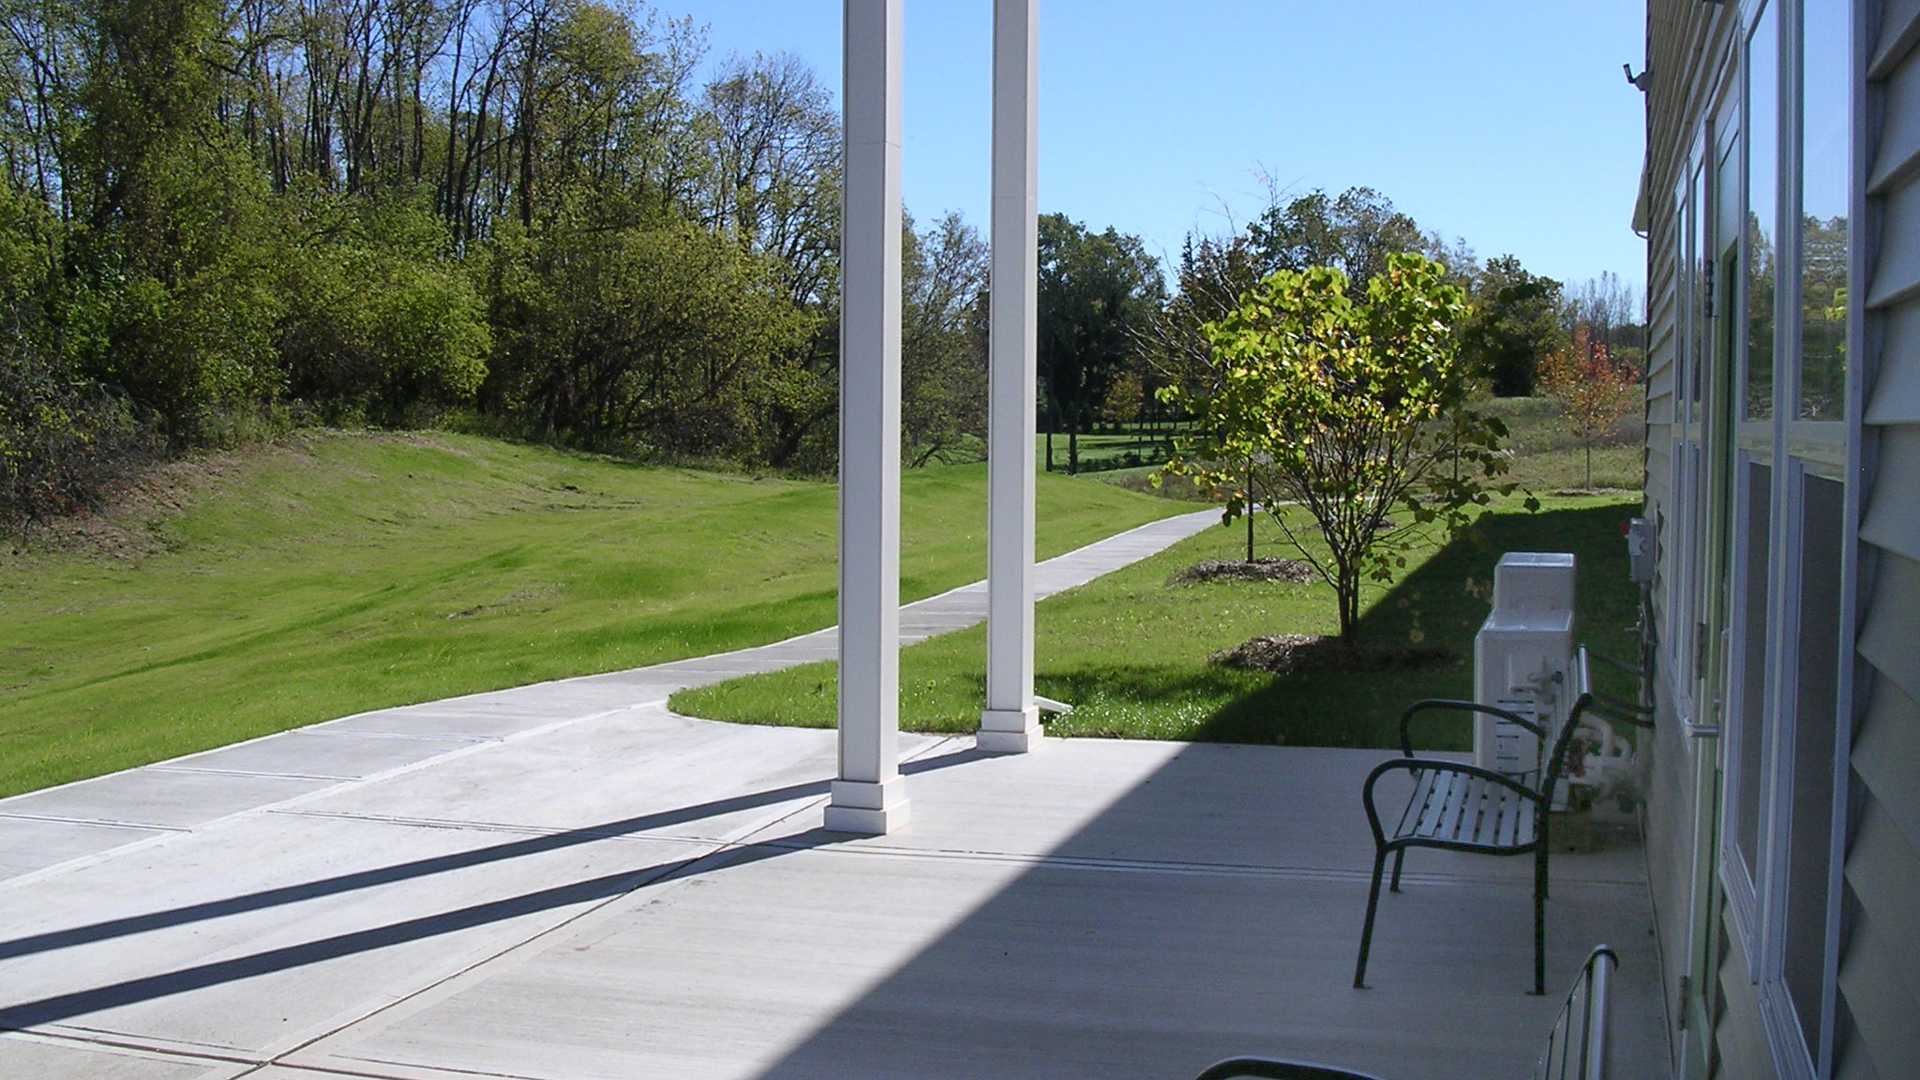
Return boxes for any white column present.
[978,0,1042,755]
[826,0,908,835]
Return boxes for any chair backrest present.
[1532,945,1618,1080]
[1538,646,1596,809]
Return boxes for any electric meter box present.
[1474,553,1578,796]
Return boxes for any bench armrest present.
[1399,699,1542,758]
[1360,758,1543,847]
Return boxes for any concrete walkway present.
[0,506,1669,1079]
[0,508,1218,886]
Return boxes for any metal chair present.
[1353,647,1597,995]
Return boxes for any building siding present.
[1841,1,1920,1075]
[1643,2,1920,1076]
[1642,4,1735,1076]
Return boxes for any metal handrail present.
[1532,945,1618,1080]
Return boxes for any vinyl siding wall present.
[1839,1,1920,1074]
[1642,4,1737,1074]
[1643,1,1920,1076]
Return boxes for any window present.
[1730,457,1772,891]
[1781,472,1842,1056]
[1746,3,1779,422]
[1796,0,1847,420]
[1667,174,1696,698]
[1715,2,1854,1076]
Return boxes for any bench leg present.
[1389,849,1406,892]
[1354,848,1388,989]
[1532,849,1548,995]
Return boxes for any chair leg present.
[1390,849,1406,892]
[1532,852,1547,995]
[1354,849,1388,989]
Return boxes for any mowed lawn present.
[0,432,1183,797]
[672,495,1642,751]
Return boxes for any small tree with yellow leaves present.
[1159,253,1525,643]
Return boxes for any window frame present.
[1665,165,1699,726]
[1717,0,1778,969]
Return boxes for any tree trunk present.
[1245,461,1255,563]
[1585,443,1593,489]
[1336,567,1360,644]
[1067,418,1078,475]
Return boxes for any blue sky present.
[666,1,1648,299]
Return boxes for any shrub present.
[277,203,491,427]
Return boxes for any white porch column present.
[825,0,908,835]
[978,0,1042,755]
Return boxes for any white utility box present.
[1474,553,1577,807]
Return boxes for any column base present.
[823,777,910,835]
[977,705,1044,754]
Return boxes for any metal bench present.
[1353,646,1598,995]
[1193,945,1619,1080]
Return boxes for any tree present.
[1101,370,1145,425]
[1038,212,1160,473]
[1141,186,1438,405]
[1161,254,1523,644]
[1538,325,1640,489]
[1246,186,1426,298]
[1461,254,1566,396]
[482,213,810,456]
[901,209,988,466]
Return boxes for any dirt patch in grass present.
[5,430,422,561]
[1169,557,1314,585]
[1211,633,1456,675]
[8,448,267,561]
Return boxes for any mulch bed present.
[1211,633,1458,675]
[1169,557,1315,586]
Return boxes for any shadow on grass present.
[1047,503,1640,752]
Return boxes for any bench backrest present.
[1532,944,1617,1080]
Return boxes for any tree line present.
[1044,184,1644,477]
[0,0,1642,528]
[1,0,990,526]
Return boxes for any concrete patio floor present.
[0,512,1669,1079]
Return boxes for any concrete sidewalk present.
[0,508,1218,885]
[0,506,1668,1079]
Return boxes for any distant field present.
[672,494,1642,750]
[0,433,1182,796]
[1095,394,1645,501]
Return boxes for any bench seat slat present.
[1390,771,1537,851]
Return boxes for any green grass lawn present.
[0,432,1183,797]
[671,495,1643,751]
